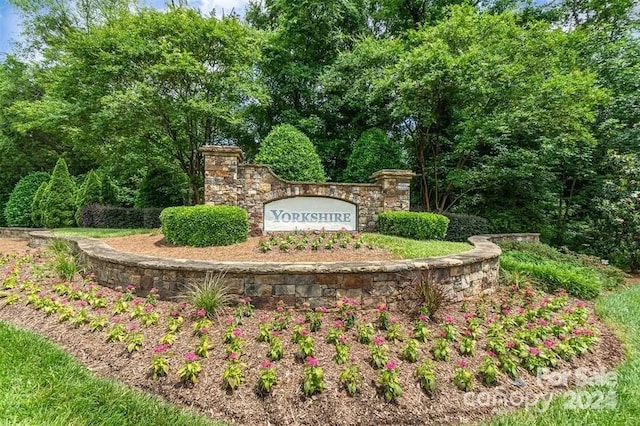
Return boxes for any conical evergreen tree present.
[75,170,103,225]
[31,181,48,227]
[41,158,77,228]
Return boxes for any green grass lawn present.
[51,228,154,238]
[485,283,640,426]
[362,233,472,259]
[0,321,220,426]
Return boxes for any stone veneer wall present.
[27,231,539,311]
[201,146,414,236]
[0,227,45,238]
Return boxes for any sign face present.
[264,197,357,232]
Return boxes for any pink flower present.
[296,316,306,325]
[517,307,525,314]
[529,347,541,356]
[200,327,210,335]
[377,303,388,312]
[502,308,511,315]
[154,344,170,353]
[126,284,135,292]
[373,336,385,346]
[132,300,142,307]
[170,310,180,317]
[385,360,397,371]
[553,319,564,326]
[144,305,154,312]
[444,315,454,324]
[390,317,399,324]
[302,302,311,310]
[456,360,468,368]
[419,314,429,323]
[179,301,188,310]
[261,360,272,369]
[150,288,158,294]
[543,340,555,349]
[306,356,318,367]
[537,318,548,326]
[576,301,587,308]
[506,341,516,349]
[315,306,328,313]
[338,335,348,344]
[526,322,536,329]
[300,328,310,337]
[228,352,238,361]
[185,351,197,362]
[197,309,207,318]
[334,320,344,329]
[76,300,88,307]
[232,327,243,337]
[486,350,495,357]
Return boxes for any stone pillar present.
[371,169,415,211]
[200,145,243,206]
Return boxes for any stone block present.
[274,284,295,296]
[245,282,273,297]
[296,284,323,298]
[343,274,373,289]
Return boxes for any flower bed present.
[0,243,625,425]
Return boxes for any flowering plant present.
[431,338,451,362]
[339,364,362,396]
[126,329,144,353]
[106,323,126,343]
[222,354,245,390]
[452,360,473,391]
[256,322,273,343]
[298,335,315,360]
[326,324,344,344]
[376,303,390,330]
[234,297,254,319]
[477,356,499,385]
[267,336,284,361]
[385,319,404,342]
[369,336,389,369]
[412,315,430,342]
[336,297,358,329]
[333,338,350,365]
[378,361,402,403]
[302,356,325,396]
[257,360,277,395]
[415,360,436,394]
[150,344,170,379]
[400,339,420,363]
[195,334,214,358]
[458,337,476,356]
[356,322,374,344]
[178,352,201,384]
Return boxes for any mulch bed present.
[0,238,628,426]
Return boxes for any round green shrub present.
[41,158,78,228]
[75,170,103,225]
[254,124,326,182]
[160,205,248,247]
[443,213,490,242]
[31,181,48,227]
[377,211,449,241]
[135,165,189,208]
[4,172,50,227]
[343,129,406,182]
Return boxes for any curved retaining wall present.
[26,231,539,311]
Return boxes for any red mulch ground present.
[0,238,628,426]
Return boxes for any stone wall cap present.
[200,145,243,160]
[370,169,416,180]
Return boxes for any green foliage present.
[377,211,449,241]
[41,158,78,228]
[342,129,405,182]
[182,272,233,318]
[4,172,50,227]
[160,205,248,247]
[79,204,162,229]
[75,171,102,225]
[135,165,188,208]
[254,124,326,182]
[499,242,626,298]
[443,213,490,242]
[29,181,47,227]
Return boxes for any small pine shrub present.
[443,213,490,242]
[135,165,188,208]
[183,271,233,317]
[343,129,406,182]
[4,172,50,227]
[255,124,326,182]
[75,170,103,225]
[161,205,248,247]
[377,211,449,241]
[41,158,77,228]
[31,181,48,227]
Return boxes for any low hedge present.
[80,204,163,229]
[160,205,248,247]
[442,212,490,242]
[377,211,449,241]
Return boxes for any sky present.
[0,0,249,57]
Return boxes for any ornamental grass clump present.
[184,271,232,318]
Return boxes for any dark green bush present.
[377,211,449,240]
[4,172,50,227]
[41,158,77,228]
[342,129,406,182]
[31,181,48,227]
[80,204,162,229]
[160,205,248,247]
[254,124,326,182]
[443,213,490,242]
[75,170,103,225]
[135,165,188,208]
[100,174,119,206]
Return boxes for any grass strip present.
[361,233,472,259]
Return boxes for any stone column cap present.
[200,145,244,161]
[370,169,416,181]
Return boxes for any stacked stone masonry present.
[201,145,414,236]
[26,231,539,312]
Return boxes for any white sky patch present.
[196,0,248,17]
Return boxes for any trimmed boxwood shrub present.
[160,205,248,247]
[4,172,50,227]
[443,213,490,242]
[254,124,326,182]
[377,211,449,241]
[80,204,163,229]
[41,158,77,228]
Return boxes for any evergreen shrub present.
[4,172,50,227]
[377,211,449,241]
[160,205,248,247]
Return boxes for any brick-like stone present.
[245,282,273,297]
[343,275,372,289]
[274,284,295,296]
[296,284,323,298]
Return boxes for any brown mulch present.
[0,238,629,426]
[102,234,396,262]
[0,237,28,255]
